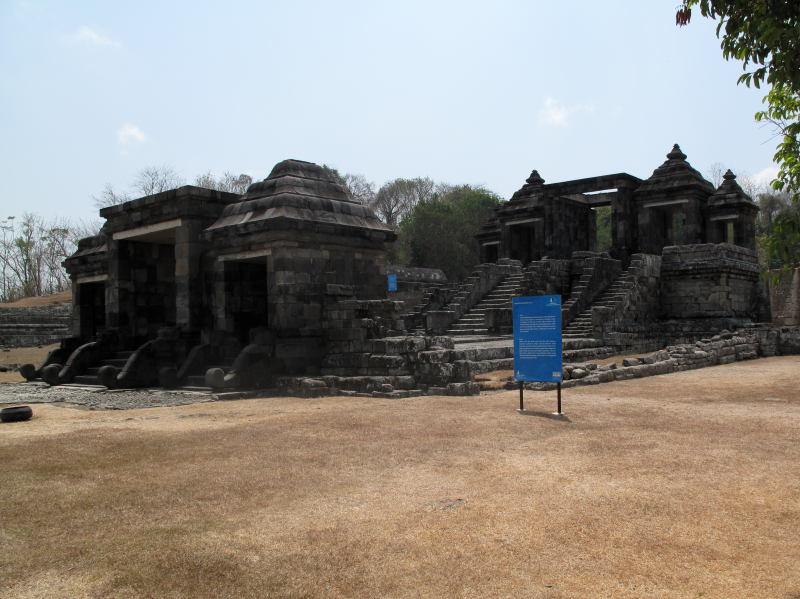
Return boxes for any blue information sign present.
[387,274,397,292]
[513,295,562,383]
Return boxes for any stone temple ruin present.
[17,146,800,396]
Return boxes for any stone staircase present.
[70,350,134,386]
[446,273,525,336]
[0,304,71,347]
[563,268,635,339]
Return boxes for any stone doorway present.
[78,281,105,340]
[223,259,269,345]
[592,205,612,252]
[640,204,688,253]
[482,242,499,263]
[508,219,543,264]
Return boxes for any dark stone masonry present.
[16,147,800,396]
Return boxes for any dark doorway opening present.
[78,281,106,340]
[225,260,269,344]
[483,243,499,263]
[509,221,542,264]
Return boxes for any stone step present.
[563,346,616,362]
[101,358,129,367]
[447,328,489,336]
[0,323,70,331]
[561,337,602,349]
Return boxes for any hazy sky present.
[0,0,780,223]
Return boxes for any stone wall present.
[660,243,762,319]
[0,304,71,347]
[770,268,800,326]
[523,259,571,297]
[527,325,800,390]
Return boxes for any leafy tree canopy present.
[398,185,501,281]
[677,0,800,265]
[676,0,800,194]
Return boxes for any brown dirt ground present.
[0,289,71,308]
[1,356,799,598]
[0,344,58,383]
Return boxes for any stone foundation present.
[660,244,763,319]
[522,325,799,390]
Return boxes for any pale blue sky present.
[0,0,780,222]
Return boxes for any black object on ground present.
[1,405,33,422]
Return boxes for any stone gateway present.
[17,147,798,396]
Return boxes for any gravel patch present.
[0,382,215,410]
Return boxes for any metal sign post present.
[512,295,564,415]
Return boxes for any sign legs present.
[518,381,564,415]
[557,382,562,415]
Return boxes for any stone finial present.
[723,169,736,181]
[667,144,687,161]
[525,170,545,186]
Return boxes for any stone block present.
[368,355,406,370]
[426,386,448,395]
[419,350,453,363]
[446,381,480,396]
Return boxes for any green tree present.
[594,206,612,252]
[677,0,800,265]
[398,185,501,281]
[756,192,800,268]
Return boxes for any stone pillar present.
[70,280,82,338]
[684,199,705,244]
[500,224,511,261]
[612,185,636,258]
[212,258,230,334]
[105,239,123,329]
[174,220,204,331]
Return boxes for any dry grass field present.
[1,356,799,598]
[0,289,71,308]
[0,344,58,383]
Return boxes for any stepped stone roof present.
[206,159,394,238]
[707,169,759,212]
[509,170,545,202]
[635,144,715,197]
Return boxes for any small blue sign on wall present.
[513,295,562,382]
[387,274,397,292]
